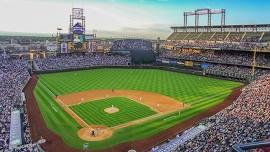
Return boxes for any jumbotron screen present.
[73,34,84,49]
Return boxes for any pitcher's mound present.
[78,125,112,141]
[104,107,119,114]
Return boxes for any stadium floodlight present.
[183,8,226,32]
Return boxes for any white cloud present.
[0,0,169,39]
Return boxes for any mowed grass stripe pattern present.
[34,69,242,150]
[39,69,239,105]
[69,97,157,127]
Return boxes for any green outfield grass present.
[34,68,242,150]
[70,97,157,127]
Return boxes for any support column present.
[208,10,212,32]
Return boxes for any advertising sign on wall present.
[73,23,84,34]
[60,34,72,41]
[60,42,68,53]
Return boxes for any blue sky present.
[0,0,269,38]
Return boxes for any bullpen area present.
[32,68,242,151]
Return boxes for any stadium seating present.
[176,74,270,151]
[167,32,190,40]
[167,31,268,43]
[34,53,131,71]
[197,32,215,41]
[210,32,229,41]
[225,32,244,42]
[152,125,207,152]
[185,32,201,41]
[0,55,40,151]
[111,39,152,51]
[159,49,270,78]
[167,32,178,40]
[261,32,270,42]
[242,32,263,42]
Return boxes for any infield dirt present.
[56,89,185,113]
[55,89,186,141]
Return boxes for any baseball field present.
[33,68,242,150]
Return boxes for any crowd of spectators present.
[206,64,270,78]
[152,74,270,151]
[159,49,270,78]
[35,53,131,71]
[175,74,270,151]
[163,40,267,51]
[160,49,270,67]
[0,54,40,151]
[152,125,207,152]
[168,31,265,43]
[111,39,152,51]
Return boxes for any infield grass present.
[70,97,157,127]
[34,68,242,150]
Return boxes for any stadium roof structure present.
[171,24,270,33]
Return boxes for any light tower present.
[183,8,226,32]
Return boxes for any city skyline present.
[0,0,270,39]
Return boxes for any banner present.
[170,60,177,64]
[60,34,72,41]
[201,63,209,69]
[60,42,68,53]
[177,61,184,65]
[68,42,73,50]
[73,23,84,34]
[162,60,170,64]
[184,61,194,67]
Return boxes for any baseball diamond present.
[69,97,158,127]
[33,68,241,150]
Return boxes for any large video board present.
[73,34,84,43]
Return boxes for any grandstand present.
[168,24,270,43]
[160,22,270,81]
[153,9,270,151]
